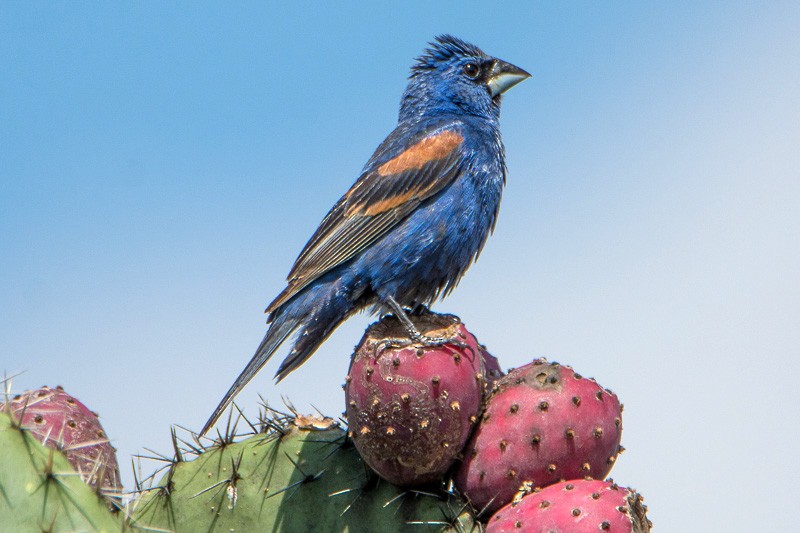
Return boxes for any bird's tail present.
[200,280,354,436]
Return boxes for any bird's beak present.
[487,59,531,98]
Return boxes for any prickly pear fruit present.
[455,360,623,513]
[131,415,477,532]
[482,348,505,384]
[345,312,486,486]
[0,412,121,531]
[486,479,651,532]
[1,385,121,499]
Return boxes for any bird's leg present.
[370,297,468,357]
[385,296,436,344]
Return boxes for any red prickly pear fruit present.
[455,360,623,514]
[345,311,487,486]
[2,385,122,497]
[486,479,651,532]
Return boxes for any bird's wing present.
[266,123,467,314]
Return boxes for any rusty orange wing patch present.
[376,130,463,176]
[266,126,466,315]
[347,129,464,217]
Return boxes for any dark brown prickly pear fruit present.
[455,360,623,514]
[481,348,505,385]
[1,385,121,498]
[486,479,651,532]
[345,311,487,486]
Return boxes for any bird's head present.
[400,35,530,122]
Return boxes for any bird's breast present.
[356,159,504,306]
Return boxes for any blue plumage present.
[201,35,529,435]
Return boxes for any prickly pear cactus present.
[0,412,122,532]
[130,414,477,532]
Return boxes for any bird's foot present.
[406,330,468,350]
[371,333,468,359]
[378,295,469,354]
[372,337,414,357]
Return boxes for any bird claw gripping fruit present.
[345,311,495,486]
[455,360,624,514]
[486,479,651,532]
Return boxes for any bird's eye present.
[462,62,480,79]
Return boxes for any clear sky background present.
[2,2,798,531]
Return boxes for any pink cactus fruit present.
[2,385,121,497]
[345,312,487,486]
[455,360,623,514]
[486,479,651,532]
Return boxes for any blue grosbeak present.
[201,35,529,435]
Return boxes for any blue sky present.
[2,3,799,530]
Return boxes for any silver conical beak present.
[487,59,531,97]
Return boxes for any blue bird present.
[201,35,529,435]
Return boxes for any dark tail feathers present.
[200,283,353,435]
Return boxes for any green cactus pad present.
[131,419,476,532]
[0,412,122,532]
